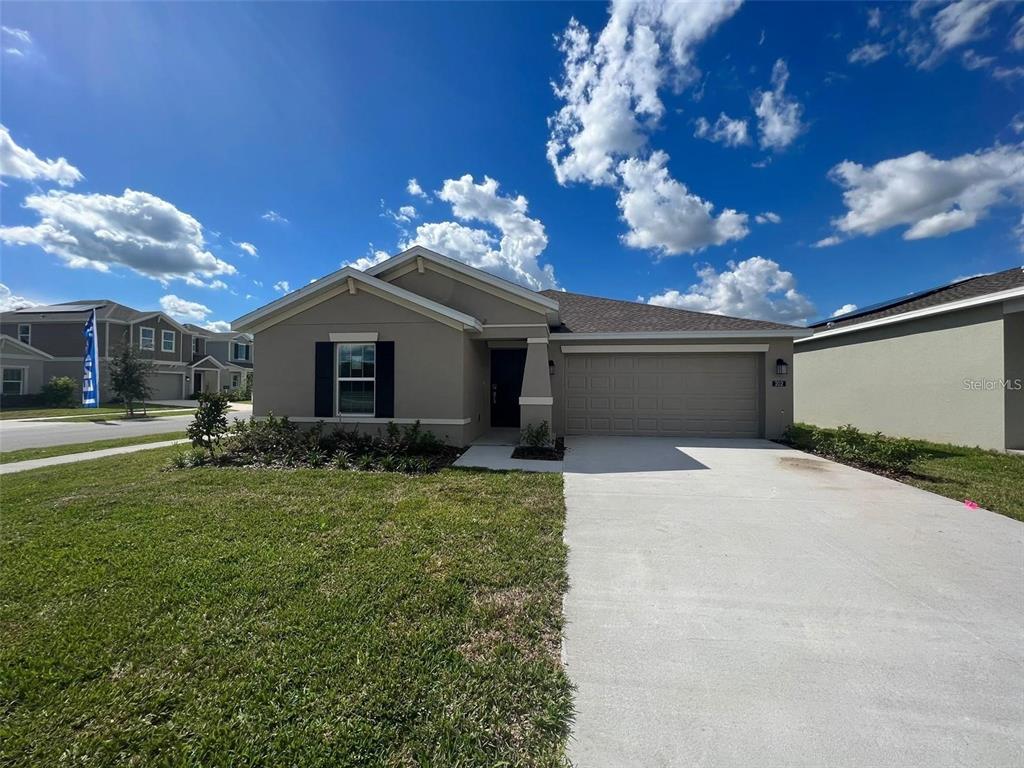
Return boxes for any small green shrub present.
[786,422,921,474]
[520,420,553,449]
[40,376,77,408]
[186,392,231,458]
[169,447,209,469]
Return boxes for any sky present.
[1,0,1022,330]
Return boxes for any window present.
[192,336,202,355]
[2,368,24,396]
[231,372,241,388]
[17,324,30,345]
[231,341,251,361]
[140,327,155,351]
[337,343,375,415]
[161,329,176,353]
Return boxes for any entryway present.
[490,348,526,428]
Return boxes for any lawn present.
[0,403,193,420]
[0,448,571,766]
[0,431,186,464]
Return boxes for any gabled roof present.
[0,334,55,359]
[232,265,483,333]
[184,323,253,342]
[808,266,1024,331]
[2,299,189,332]
[190,354,227,369]
[540,290,808,335]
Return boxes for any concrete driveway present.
[563,436,1023,768]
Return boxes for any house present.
[0,300,254,403]
[183,324,254,395]
[232,246,809,444]
[795,267,1024,451]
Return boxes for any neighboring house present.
[795,267,1024,451]
[232,246,809,445]
[0,299,251,403]
[183,324,254,395]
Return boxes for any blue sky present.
[1,1,1022,329]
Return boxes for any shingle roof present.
[809,266,1024,330]
[538,290,803,333]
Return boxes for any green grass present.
[0,448,572,766]
[0,431,187,464]
[45,410,195,423]
[1,403,193,420]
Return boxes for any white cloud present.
[203,320,232,333]
[1,26,31,57]
[813,235,843,248]
[1012,16,1024,51]
[0,125,83,187]
[694,113,750,147]
[824,143,1024,241]
[867,7,882,29]
[832,303,858,317]
[273,280,290,293]
[546,1,742,186]
[646,256,815,324]
[1013,113,1024,134]
[0,283,40,311]
[233,240,258,257]
[753,59,806,151]
[400,173,557,290]
[907,0,1003,68]
[755,211,781,224]
[345,247,391,272]
[382,203,419,225]
[848,43,889,64]
[0,188,237,285]
[961,49,995,69]
[993,65,1024,81]
[261,210,288,224]
[406,178,426,198]
[616,151,749,256]
[159,294,211,322]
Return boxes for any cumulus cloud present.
[753,59,806,151]
[823,143,1024,242]
[406,178,427,198]
[961,49,995,69]
[399,174,557,290]
[2,26,32,57]
[1012,16,1024,51]
[867,7,882,29]
[906,0,1005,69]
[273,280,290,293]
[345,247,392,272]
[382,203,418,225]
[616,151,749,256]
[693,113,750,147]
[0,283,40,312]
[755,211,781,224]
[848,43,889,64]
[813,235,843,248]
[159,294,211,322]
[203,320,233,333]
[0,188,237,286]
[832,303,858,317]
[261,210,288,224]
[1,125,83,187]
[646,256,815,324]
[233,241,258,257]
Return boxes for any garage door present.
[564,353,761,437]
[147,372,183,400]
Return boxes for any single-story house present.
[232,246,809,444]
[795,266,1024,451]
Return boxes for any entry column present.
[519,337,554,436]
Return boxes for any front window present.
[140,327,155,351]
[337,343,375,415]
[161,330,176,352]
[232,341,251,361]
[231,372,241,388]
[192,336,199,355]
[17,324,30,345]
[2,368,24,396]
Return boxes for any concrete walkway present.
[453,444,562,473]
[562,436,1023,768]
[1,439,189,475]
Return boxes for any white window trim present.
[17,324,30,346]
[2,366,28,396]
[231,341,251,362]
[336,342,376,417]
[140,326,155,351]
[161,329,176,353]
[231,372,241,388]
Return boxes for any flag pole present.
[82,308,99,408]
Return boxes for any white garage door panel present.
[565,353,761,437]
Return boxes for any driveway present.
[563,436,1023,767]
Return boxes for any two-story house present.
[183,324,254,396]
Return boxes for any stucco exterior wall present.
[390,269,548,325]
[794,304,1007,450]
[462,338,490,443]
[547,336,794,439]
[0,354,47,395]
[131,317,186,363]
[1003,312,1024,450]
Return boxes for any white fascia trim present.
[560,344,770,354]
[367,245,560,312]
[526,337,549,344]
[190,355,227,369]
[232,266,482,333]
[519,396,554,405]
[483,323,550,329]
[329,332,379,342]
[0,334,54,359]
[797,286,1024,344]
[132,312,190,335]
[552,330,811,340]
[272,416,473,426]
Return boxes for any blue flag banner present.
[82,308,100,408]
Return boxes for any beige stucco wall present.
[462,338,490,443]
[391,269,549,325]
[1003,311,1024,450]
[0,351,47,395]
[794,304,1008,450]
[547,337,795,439]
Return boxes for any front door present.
[192,371,203,397]
[490,348,527,428]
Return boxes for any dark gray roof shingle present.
[538,290,803,333]
[810,266,1024,330]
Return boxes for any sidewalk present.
[0,439,189,475]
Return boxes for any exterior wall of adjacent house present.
[794,304,1008,450]
[131,317,187,363]
[463,337,490,444]
[0,341,48,397]
[253,289,475,443]
[1003,311,1024,450]
[390,268,550,325]
[547,336,795,439]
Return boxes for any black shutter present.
[375,341,395,418]
[314,342,334,417]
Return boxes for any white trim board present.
[560,344,770,354]
[329,332,378,342]
[274,416,473,426]
[519,396,554,405]
[798,285,1024,343]
[553,330,810,340]
[0,334,54,359]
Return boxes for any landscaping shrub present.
[169,447,209,469]
[186,392,231,458]
[520,420,553,449]
[784,422,921,474]
[40,376,77,408]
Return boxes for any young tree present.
[187,391,231,458]
[108,344,154,417]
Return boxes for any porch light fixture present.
[548,359,555,376]
[775,358,789,376]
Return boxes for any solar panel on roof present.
[14,304,103,313]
